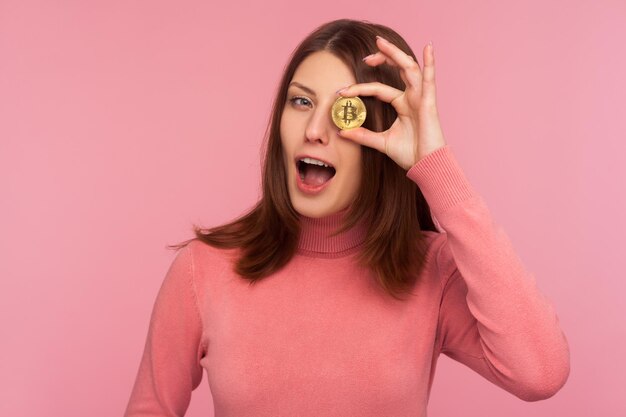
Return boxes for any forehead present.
[290,51,356,91]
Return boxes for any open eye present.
[288,96,312,108]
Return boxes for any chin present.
[293,204,326,218]
[294,199,348,219]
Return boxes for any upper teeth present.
[300,157,332,168]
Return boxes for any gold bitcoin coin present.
[331,96,367,129]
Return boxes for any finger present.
[337,126,387,155]
[375,36,422,89]
[363,49,420,70]
[362,51,398,68]
[338,81,403,107]
[421,42,437,107]
[363,51,412,89]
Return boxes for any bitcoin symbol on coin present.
[331,96,366,130]
[341,100,358,124]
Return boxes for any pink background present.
[1,0,624,416]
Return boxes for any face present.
[280,51,362,218]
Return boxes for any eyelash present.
[288,95,312,108]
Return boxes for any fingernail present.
[362,54,374,61]
[336,87,348,94]
[376,35,389,43]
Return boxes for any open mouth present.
[296,159,336,187]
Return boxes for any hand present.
[336,36,447,171]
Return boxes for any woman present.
[124,18,570,417]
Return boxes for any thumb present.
[338,127,386,155]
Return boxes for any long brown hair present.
[169,18,439,301]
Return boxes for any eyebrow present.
[288,81,317,97]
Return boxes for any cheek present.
[347,148,363,175]
[279,121,297,152]
[341,153,362,193]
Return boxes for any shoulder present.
[183,238,240,276]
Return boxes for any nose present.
[304,102,335,145]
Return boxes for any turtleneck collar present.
[296,204,368,258]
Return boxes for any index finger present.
[375,36,422,89]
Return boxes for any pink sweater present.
[124,145,570,417]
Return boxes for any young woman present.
[124,18,570,417]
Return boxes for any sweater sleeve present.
[124,244,206,417]
[406,144,570,402]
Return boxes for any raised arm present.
[407,144,570,401]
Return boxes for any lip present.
[293,153,337,195]
[293,154,335,168]
[295,166,335,195]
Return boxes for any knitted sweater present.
[123,145,570,417]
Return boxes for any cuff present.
[405,144,478,216]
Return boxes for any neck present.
[296,205,368,258]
